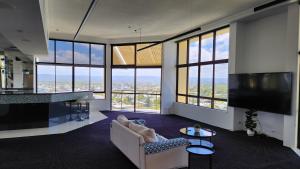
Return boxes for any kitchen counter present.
[0,91,93,104]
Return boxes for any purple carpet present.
[0,111,299,169]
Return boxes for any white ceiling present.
[48,0,269,41]
[0,0,48,55]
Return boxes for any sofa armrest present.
[144,138,189,155]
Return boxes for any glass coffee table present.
[180,127,216,148]
[186,145,215,169]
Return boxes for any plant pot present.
[247,129,255,136]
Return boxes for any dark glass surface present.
[228,72,292,114]
[189,139,214,148]
[186,145,215,155]
[180,127,216,138]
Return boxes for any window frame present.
[36,39,106,98]
[111,42,162,113]
[176,26,229,110]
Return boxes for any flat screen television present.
[228,72,292,115]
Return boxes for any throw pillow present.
[129,123,158,143]
[117,115,130,127]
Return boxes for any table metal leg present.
[209,155,212,169]
[188,153,191,169]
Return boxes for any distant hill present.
[39,75,227,84]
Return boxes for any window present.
[111,43,162,113]
[56,41,73,64]
[37,65,55,93]
[74,42,89,64]
[75,67,90,91]
[176,27,229,110]
[36,39,106,98]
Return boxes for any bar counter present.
[0,91,93,130]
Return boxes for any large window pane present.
[56,41,73,64]
[214,63,228,99]
[38,40,55,62]
[37,65,55,93]
[112,93,134,111]
[56,66,72,92]
[216,28,229,60]
[136,44,162,66]
[177,95,186,103]
[201,33,213,62]
[136,68,161,94]
[74,67,89,91]
[91,44,105,65]
[188,97,198,105]
[189,37,199,63]
[91,68,104,92]
[112,45,135,65]
[136,94,160,112]
[112,69,134,93]
[200,98,211,108]
[178,67,187,95]
[200,65,213,97]
[74,42,89,64]
[178,41,187,65]
[188,66,198,96]
[214,100,227,110]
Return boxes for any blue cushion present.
[144,138,189,155]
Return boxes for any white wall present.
[171,4,300,152]
[234,11,288,140]
[161,41,177,114]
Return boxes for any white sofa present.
[110,119,189,169]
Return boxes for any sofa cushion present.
[117,115,130,127]
[129,122,158,143]
[144,138,189,155]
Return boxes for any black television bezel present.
[228,72,293,115]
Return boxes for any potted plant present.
[193,123,201,133]
[245,110,257,136]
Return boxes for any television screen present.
[228,72,292,115]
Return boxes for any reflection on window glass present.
[216,28,229,60]
[91,44,104,65]
[189,37,199,63]
[38,40,55,62]
[188,66,198,96]
[37,65,55,93]
[214,100,227,110]
[201,33,213,62]
[56,41,73,63]
[75,67,89,91]
[112,69,134,93]
[74,42,89,64]
[214,63,228,99]
[55,66,72,92]
[188,97,198,105]
[178,67,187,95]
[136,68,161,94]
[200,65,213,97]
[177,95,186,103]
[200,98,211,108]
[91,68,104,92]
[178,41,187,65]
[136,44,162,66]
[112,45,135,65]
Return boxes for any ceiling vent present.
[254,0,288,12]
